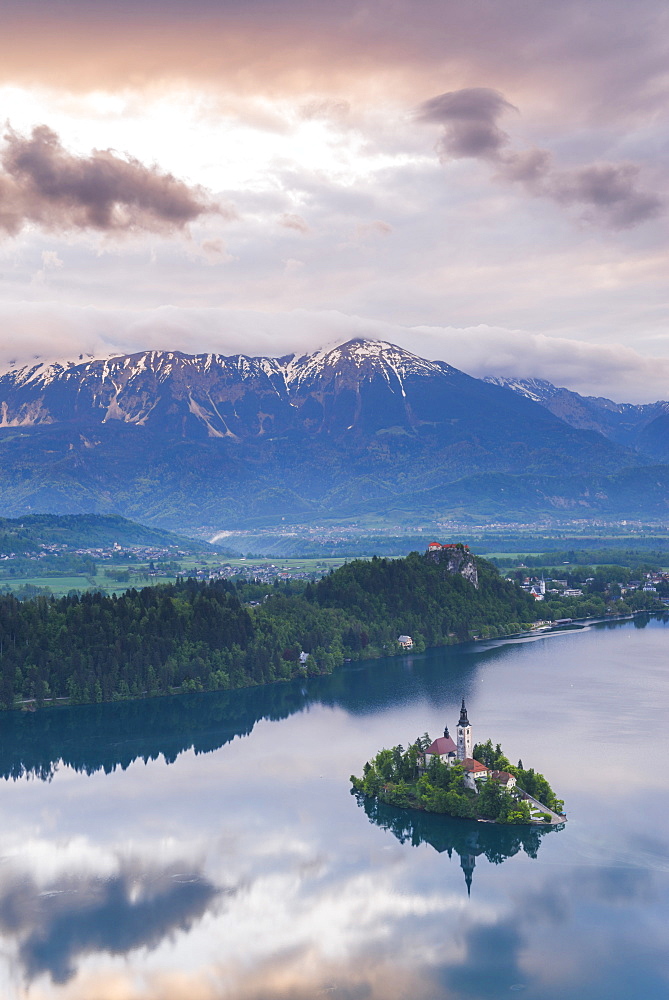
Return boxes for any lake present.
[1,615,668,999]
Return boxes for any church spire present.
[458,698,469,727]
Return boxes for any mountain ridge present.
[484,374,669,457]
[0,338,666,527]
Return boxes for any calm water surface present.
[1,616,668,999]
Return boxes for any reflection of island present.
[357,793,561,894]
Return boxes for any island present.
[350,699,566,826]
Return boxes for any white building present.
[462,757,490,790]
[491,769,517,788]
[397,635,413,649]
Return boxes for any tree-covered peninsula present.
[350,736,564,825]
[0,545,538,708]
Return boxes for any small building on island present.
[462,758,490,780]
[462,757,490,790]
[491,770,516,789]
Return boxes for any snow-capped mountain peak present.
[283,337,451,395]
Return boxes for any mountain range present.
[0,338,667,527]
[484,376,669,460]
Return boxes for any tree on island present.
[351,735,563,825]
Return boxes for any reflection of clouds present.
[438,919,524,997]
[0,857,221,985]
[4,621,669,998]
[11,831,669,1000]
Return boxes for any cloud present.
[0,125,218,237]
[32,248,65,286]
[416,87,663,228]
[40,249,64,270]
[0,0,667,138]
[416,87,516,159]
[279,213,310,233]
[355,220,393,239]
[545,161,663,228]
[0,303,668,403]
[197,238,235,264]
[300,98,351,122]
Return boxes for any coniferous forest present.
[0,550,543,709]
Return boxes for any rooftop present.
[425,736,457,756]
[462,758,489,773]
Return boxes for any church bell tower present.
[456,698,472,760]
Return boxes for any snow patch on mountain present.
[484,375,566,402]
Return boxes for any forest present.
[0,549,540,708]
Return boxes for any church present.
[424,698,473,765]
[422,699,517,791]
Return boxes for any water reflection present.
[0,858,220,985]
[0,617,667,1000]
[1,616,658,784]
[0,647,484,783]
[356,793,561,894]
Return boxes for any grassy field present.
[0,576,105,596]
[0,556,353,596]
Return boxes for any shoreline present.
[8,609,666,715]
[352,789,566,829]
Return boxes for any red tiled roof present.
[425,736,457,756]
[462,758,489,773]
[491,770,515,784]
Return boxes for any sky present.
[0,0,668,400]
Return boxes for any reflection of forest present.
[0,649,482,782]
[357,793,561,894]
[11,619,636,784]
[0,682,310,781]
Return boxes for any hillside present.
[0,338,657,528]
[0,513,220,556]
[0,546,538,709]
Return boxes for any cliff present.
[426,543,479,589]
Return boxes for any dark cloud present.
[546,162,662,227]
[417,87,663,228]
[0,859,221,984]
[415,88,516,159]
[0,125,218,237]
